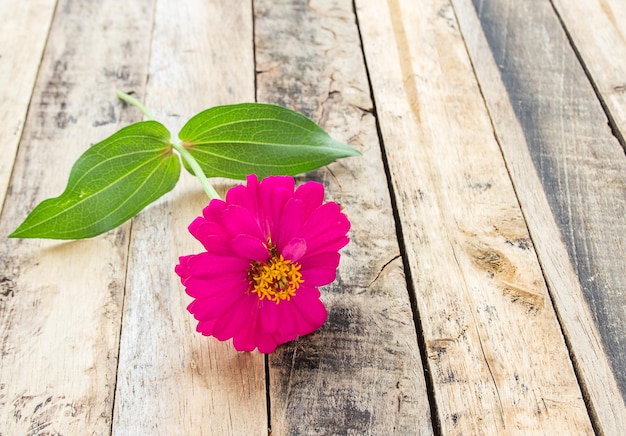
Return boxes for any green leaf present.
[178,103,360,179]
[10,121,179,239]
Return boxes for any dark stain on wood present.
[270,296,422,433]
[92,102,117,127]
[39,57,77,131]
[10,392,86,433]
[0,273,15,299]
[504,237,531,251]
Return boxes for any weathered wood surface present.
[357,0,593,433]
[255,0,432,433]
[453,1,626,433]
[0,0,151,433]
[111,0,267,434]
[0,0,56,206]
[551,0,626,148]
[0,0,624,434]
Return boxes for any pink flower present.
[175,174,350,353]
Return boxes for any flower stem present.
[116,91,156,121]
[170,139,221,200]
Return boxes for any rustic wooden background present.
[1,0,624,434]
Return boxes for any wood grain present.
[0,0,152,433]
[254,0,434,434]
[0,0,56,206]
[453,0,626,432]
[551,0,626,149]
[356,0,594,433]
[111,0,267,434]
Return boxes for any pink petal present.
[288,296,322,337]
[277,198,306,250]
[304,201,340,225]
[256,176,292,239]
[259,299,280,334]
[190,220,229,239]
[267,186,294,240]
[274,303,298,344]
[302,267,337,286]
[185,252,250,278]
[294,181,324,215]
[231,234,270,262]
[256,333,279,353]
[232,311,259,352]
[260,175,295,195]
[282,238,307,262]
[292,287,328,330]
[175,255,193,280]
[196,318,219,336]
[245,174,262,197]
[198,235,233,255]
[301,284,320,298]
[188,217,233,253]
[232,332,256,352]
[187,299,218,321]
[183,252,250,284]
[190,288,244,321]
[212,294,256,341]
[302,203,350,241]
[187,299,202,314]
[225,183,255,211]
[182,272,247,298]
[202,198,227,222]
[232,180,267,231]
[222,205,265,240]
[304,235,349,257]
[188,216,207,236]
[299,252,340,271]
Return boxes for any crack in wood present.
[366,254,402,288]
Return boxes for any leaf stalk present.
[116,91,156,121]
[170,139,221,200]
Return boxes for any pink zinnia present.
[175,174,350,353]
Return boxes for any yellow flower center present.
[249,254,303,303]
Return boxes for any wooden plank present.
[254,0,434,433]
[452,0,626,432]
[356,0,594,433]
[551,0,626,148]
[0,0,56,206]
[0,0,153,433]
[111,0,267,434]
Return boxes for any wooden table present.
[1,0,625,434]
